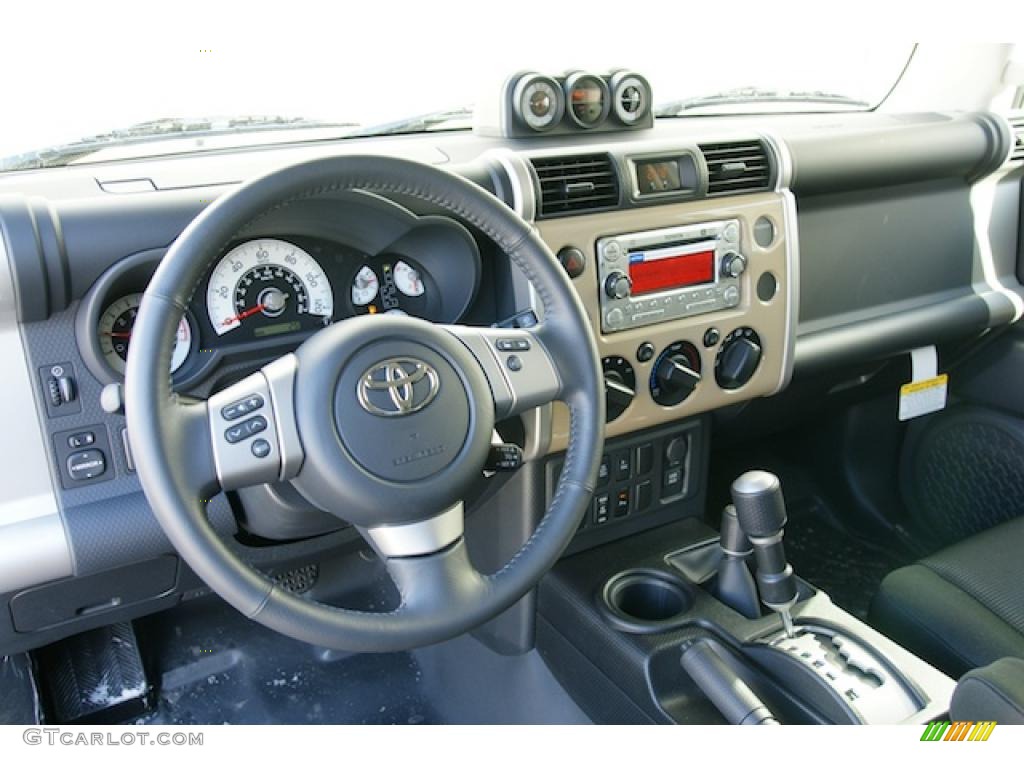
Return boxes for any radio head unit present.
[596,220,745,333]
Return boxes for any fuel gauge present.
[351,265,379,306]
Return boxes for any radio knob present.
[605,272,632,300]
[721,252,747,279]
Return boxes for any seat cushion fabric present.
[870,516,1024,678]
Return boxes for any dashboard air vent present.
[699,140,773,196]
[531,154,620,217]
[1010,118,1024,163]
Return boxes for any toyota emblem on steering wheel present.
[357,357,441,417]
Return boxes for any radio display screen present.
[628,245,715,295]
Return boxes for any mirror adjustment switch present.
[67,449,106,481]
[67,431,95,448]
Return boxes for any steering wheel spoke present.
[362,500,465,558]
[206,354,304,491]
[361,502,489,615]
[445,324,562,419]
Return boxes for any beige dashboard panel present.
[537,192,793,454]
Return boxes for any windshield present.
[1,6,914,171]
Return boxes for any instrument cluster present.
[78,217,482,389]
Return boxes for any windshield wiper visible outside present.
[655,87,870,117]
[346,107,474,138]
[0,115,360,172]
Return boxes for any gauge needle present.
[223,303,266,326]
[102,331,132,338]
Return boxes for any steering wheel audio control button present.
[208,372,282,489]
[221,394,264,421]
[223,415,267,444]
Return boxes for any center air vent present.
[1009,118,1024,163]
[531,154,620,217]
[699,140,773,196]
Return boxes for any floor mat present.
[132,597,589,725]
[784,496,910,621]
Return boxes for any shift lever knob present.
[731,470,787,537]
[731,470,799,635]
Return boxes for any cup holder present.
[600,569,694,633]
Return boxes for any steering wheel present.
[125,155,604,652]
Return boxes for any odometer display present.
[206,239,334,337]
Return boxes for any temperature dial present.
[650,341,702,406]
[602,356,636,422]
[715,327,762,390]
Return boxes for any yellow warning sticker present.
[898,374,948,421]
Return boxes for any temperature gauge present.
[393,260,425,297]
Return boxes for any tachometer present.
[98,293,192,375]
[207,239,334,338]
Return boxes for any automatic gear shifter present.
[731,470,799,637]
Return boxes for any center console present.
[518,140,954,723]
[535,488,956,726]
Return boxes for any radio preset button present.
[723,286,740,306]
[605,308,625,327]
[724,222,739,243]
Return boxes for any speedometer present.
[207,239,334,338]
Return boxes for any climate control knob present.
[721,252,747,279]
[715,328,762,390]
[602,356,636,422]
[604,271,632,300]
[650,341,702,406]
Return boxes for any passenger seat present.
[870,516,1024,678]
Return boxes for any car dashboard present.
[0,93,1022,658]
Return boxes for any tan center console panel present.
[538,191,796,453]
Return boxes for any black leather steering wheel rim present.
[125,155,604,652]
